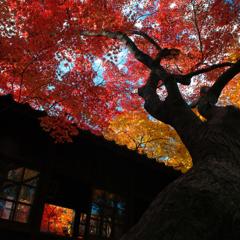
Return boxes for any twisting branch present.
[138,70,168,122]
[129,30,162,51]
[205,59,240,104]
[173,62,234,85]
[138,66,203,149]
[195,59,240,119]
[154,48,181,63]
[188,62,233,78]
[80,30,154,68]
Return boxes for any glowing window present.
[40,203,75,237]
[0,167,39,223]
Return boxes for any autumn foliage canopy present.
[0,0,239,171]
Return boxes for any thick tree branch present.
[173,62,234,85]
[138,67,201,127]
[154,48,181,63]
[138,63,203,156]
[196,59,240,119]
[80,30,154,68]
[206,59,240,104]
[138,70,168,122]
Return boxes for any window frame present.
[88,189,126,239]
[0,167,40,223]
[40,202,76,238]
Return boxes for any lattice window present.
[0,167,39,223]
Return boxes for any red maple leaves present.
[0,0,239,142]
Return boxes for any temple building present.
[0,95,180,240]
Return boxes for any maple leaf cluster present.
[103,110,192,173]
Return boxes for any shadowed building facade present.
[0,95,180,240]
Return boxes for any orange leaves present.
[40,203,75,237]
[220,49,240,107]
[104,111,192,173]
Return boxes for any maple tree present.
[0,0,240,239]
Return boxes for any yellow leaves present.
[228,48,240,63]
[103,111,192,173]
[192,108,206,122]
[220,49,240,107]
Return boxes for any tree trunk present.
[121,113,240,240]
[88,31,240,239]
